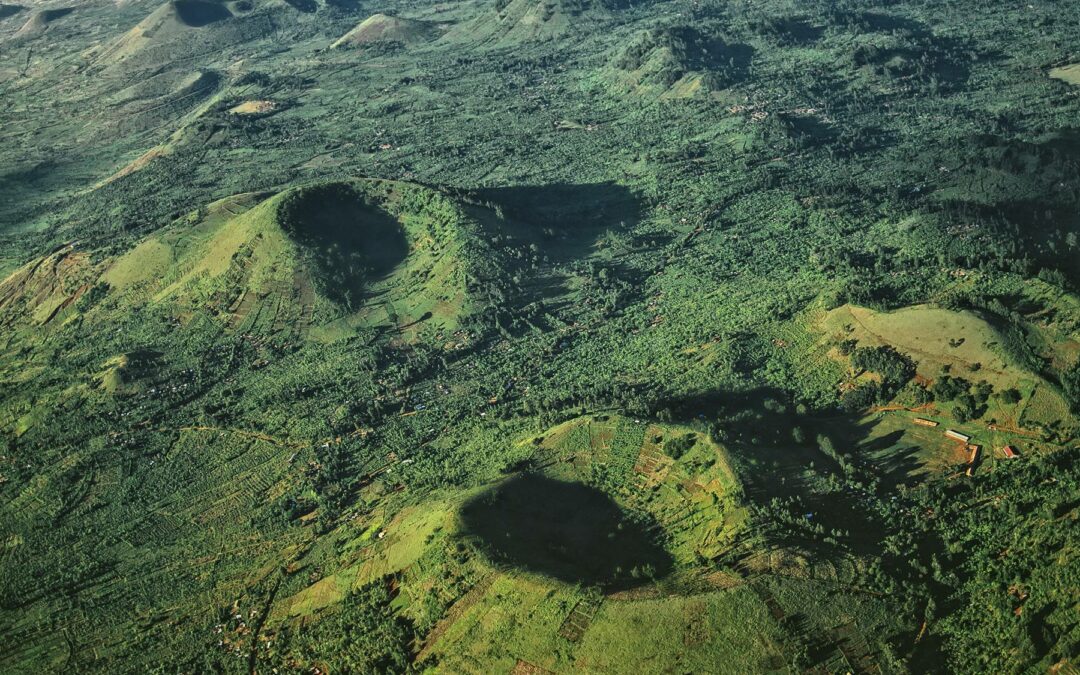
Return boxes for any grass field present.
[1050,63,1080,85]
[423,579,790,673]
[822,304,1013,377]
[820,303,1074,431]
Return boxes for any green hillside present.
[92,1,242,69]
[444,0,620,47]
[332,13,440,49]
[2,178,504,344]
[11,7,72,40]
[604,25,753,99]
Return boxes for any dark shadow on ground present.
[749,16,823,46]
[277,183,408,308]
[281,0,317,12]
[459,474,672,590]
[323,0,360,11]
[463,182,645,263]
[649,386,955,670]
[0,4,24,19]
[826,9,929,37]
[450,181,656,332]
[654,388,930,558]
[173,1,231,27]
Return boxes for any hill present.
[106,69,220,107]
[809,303,1077,480]
[0,242,97,329]
[331,13,439,48]
[605,26,753,98]
[0,178,509,344]
[11,7,72,39]
[91,0,236,68]
[445,0,620,47]
[819,303,1077,431]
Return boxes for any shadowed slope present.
[93,0,234,67]
[12,7,72,38]
[276,183,409,308]
[460,474,672,589]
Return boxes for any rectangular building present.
[945,429,971,443]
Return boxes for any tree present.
[327,580,413,674]
[999,388,1022,405]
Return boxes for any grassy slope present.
[2,178,484,347]
[803,303,1076,483]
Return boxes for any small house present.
[913,418,939,427]
[945,429,971,443]
[1001,445,1018,459]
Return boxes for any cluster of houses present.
[911,418,1020,475]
